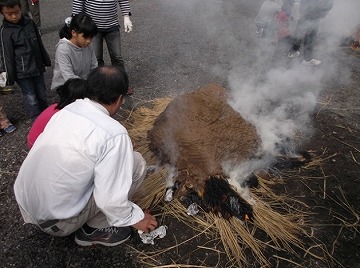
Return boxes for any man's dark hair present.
[86,66,129,105]
[55,78,87,110]
[0,0,21,11]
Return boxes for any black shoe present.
[3,124,16,133]
[75,226,131,246]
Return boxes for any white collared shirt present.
[14,98,144,227]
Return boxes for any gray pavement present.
[40,0,263,101]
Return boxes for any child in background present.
[0,0,51,120]
[276,0,297,55]
[255,0,281,38]
[0,101,15,137]
[51,13,98,90]
[27,78,86,148]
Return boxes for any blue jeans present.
[92,29,125,70]
[16,74,48,119]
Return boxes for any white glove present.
[123,15,133,33]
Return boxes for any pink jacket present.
[27,104,59,149]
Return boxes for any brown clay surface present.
[148,84,260,193]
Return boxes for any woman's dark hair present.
[55,78,87,109]
[59,13,98,40]
[86,66,129,105]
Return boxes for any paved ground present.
[1,0,359,267]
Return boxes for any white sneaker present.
[302,59,322,65]
[288,51,300,58]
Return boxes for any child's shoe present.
[3,124,16,133]
[288,51,300,58]
[302,59,322,66]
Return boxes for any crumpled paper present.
[187,203,199,216]
[164,188,173,202]
[0,72,7,87]
[139,225,167,245]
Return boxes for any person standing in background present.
[0,0,51,120]
[276,0,296,54]
[72,0,134,95]
[255,0,281,38]
[20,0,41,31]
[289,0,300,36]
[287,0,334,65]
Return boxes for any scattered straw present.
[123,97,337,267]
[350,151,360,165]
[272,255,302,267]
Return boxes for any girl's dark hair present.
[86,66,129,105]
[55,78,87,109]
[59,13,98,40]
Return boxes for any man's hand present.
[132,212,158,233]
[124,15,133,33]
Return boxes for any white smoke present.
[224,0,359,187]
[228,64,319,155]
[154,0,358,190]
[321,0,360,40]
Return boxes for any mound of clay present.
[148,84,260,195]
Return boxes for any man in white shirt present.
[14,66,157,246]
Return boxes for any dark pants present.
[289,19,320,61]
[91,29,125,71]
[290,29,317,61]
[16,74,48,120]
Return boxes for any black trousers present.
[289,19,320,61]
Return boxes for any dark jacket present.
[0,15,51,86]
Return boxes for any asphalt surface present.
[38,0,264,99]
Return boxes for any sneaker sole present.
[74,234,131,247]
[4,128,16,133]
[0,89,14,95]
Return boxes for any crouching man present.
[14,66,157,246]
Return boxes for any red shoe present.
[127,87,133,95]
